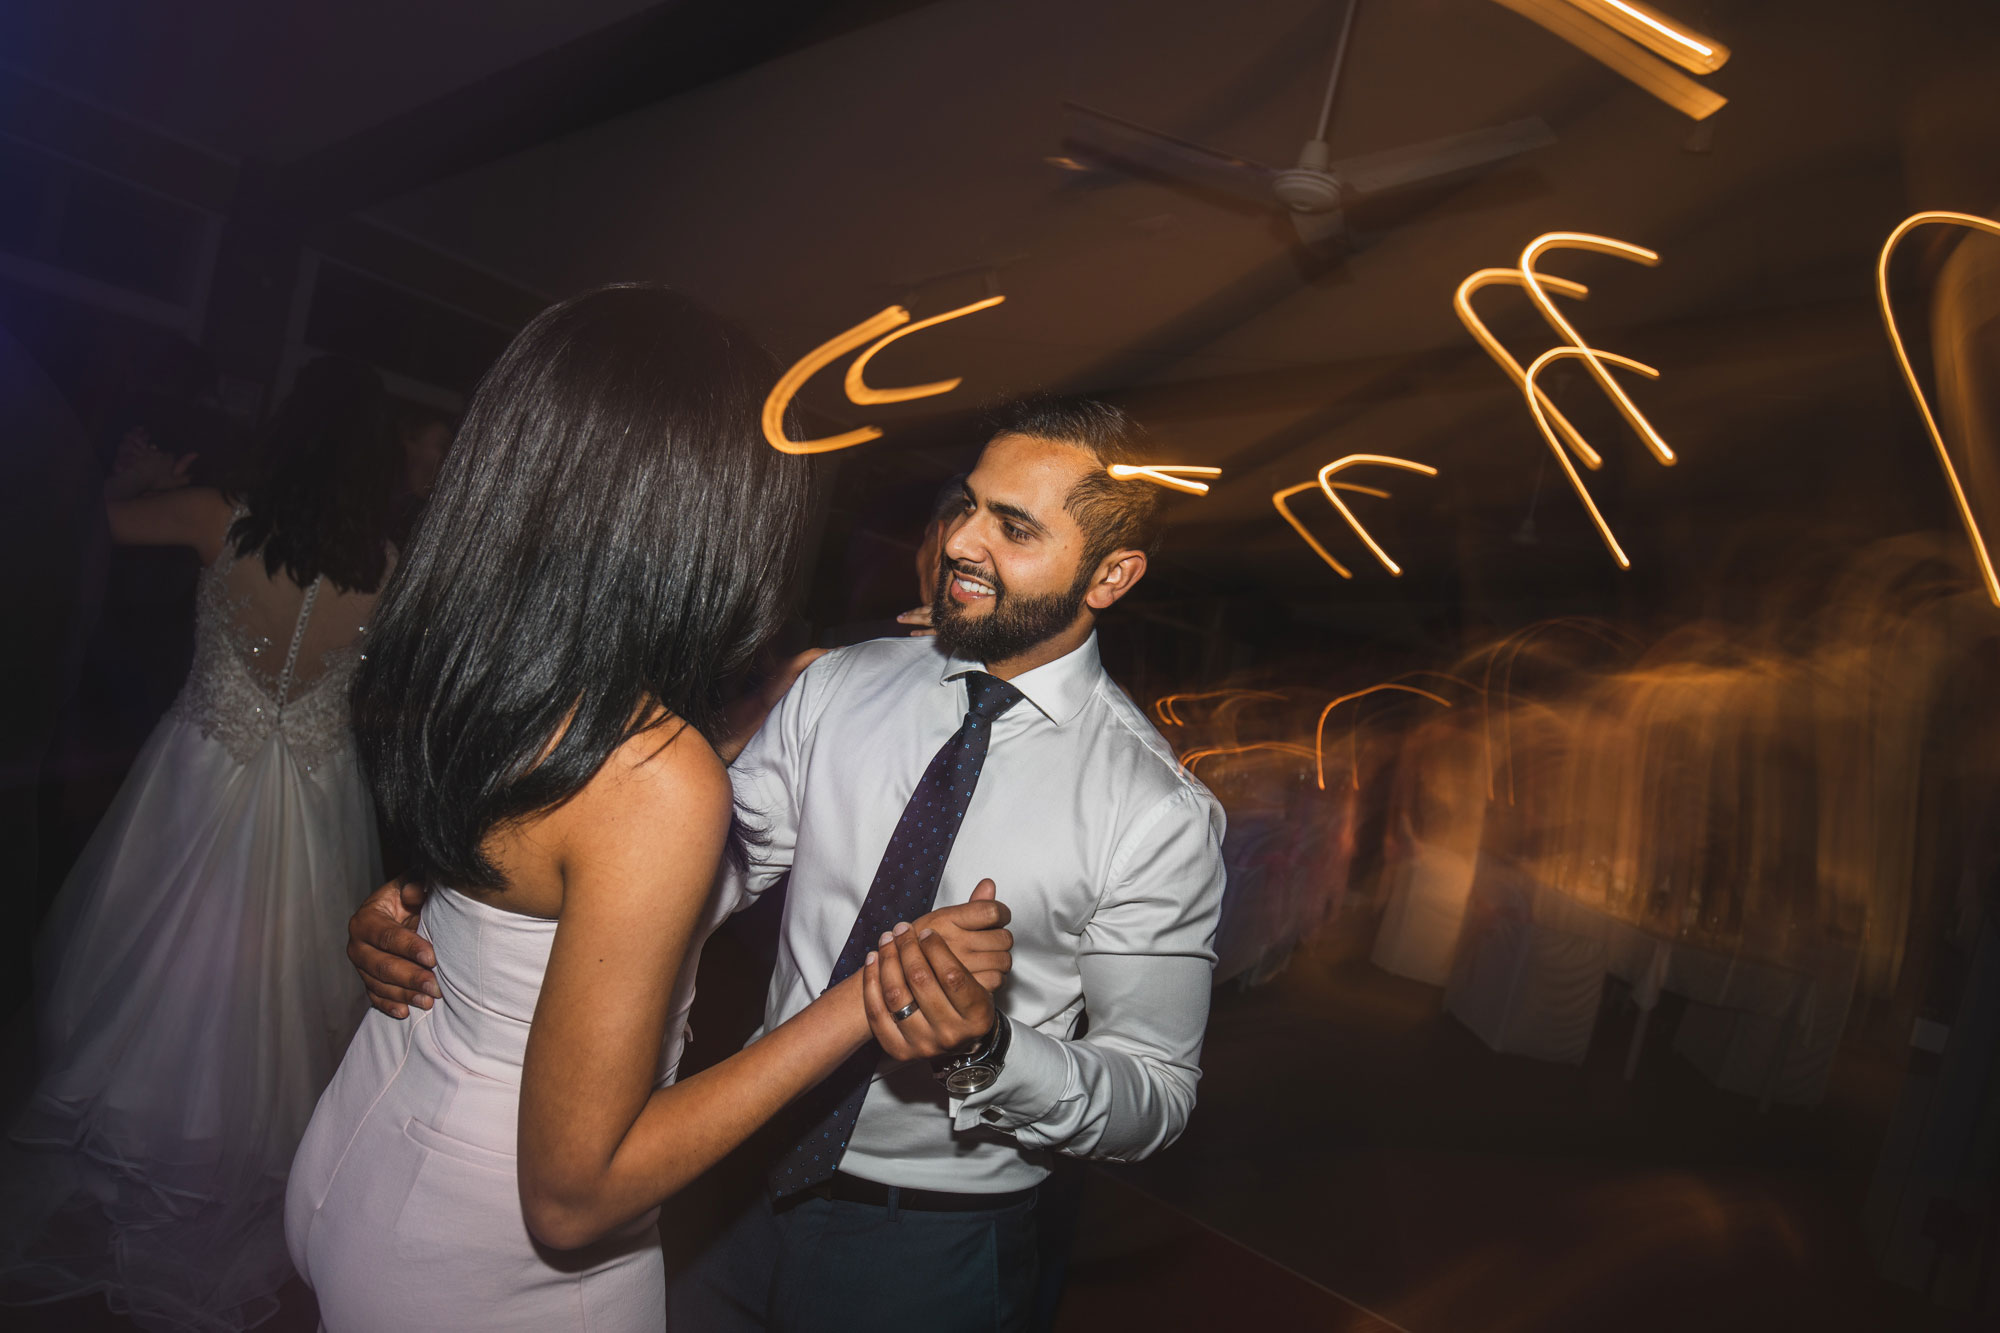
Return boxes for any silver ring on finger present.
[890,1000,920,1023]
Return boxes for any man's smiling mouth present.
[950,571,997,601]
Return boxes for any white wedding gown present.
[2,523,382,1332]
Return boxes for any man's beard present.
[931,556,1091,664]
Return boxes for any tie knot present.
[962,672,1024,722]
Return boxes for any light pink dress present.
[285,884,717,1331]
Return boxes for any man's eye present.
[1003,524,1029,542]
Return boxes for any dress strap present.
[275,576,322,712]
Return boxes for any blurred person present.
[283,286,1012,1332]
[350,395,1228,1333]
[894,471,969,639]
[0,356,403,1331]
[396,403,455,503]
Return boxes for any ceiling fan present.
[1058,0,1554,248]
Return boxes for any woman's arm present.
[515,723,997,1250]
[106,486,236,564]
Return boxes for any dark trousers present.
[667,1181,1039,1333]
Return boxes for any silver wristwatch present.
[933,1011,1010,1096]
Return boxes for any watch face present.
[945,1064,999,1096]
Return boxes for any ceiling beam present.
[268,0,943,223]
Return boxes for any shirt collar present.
[938,632,1102,728]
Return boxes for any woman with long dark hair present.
[2,356,404,1330]
[283,285,1007,1330]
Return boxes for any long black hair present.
[352,284,813,889]
[229,355,401,592]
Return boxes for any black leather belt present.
[796,1171,1037,1213]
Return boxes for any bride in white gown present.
[2,359,407,1332]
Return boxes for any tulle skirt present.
[2,715,377,1331]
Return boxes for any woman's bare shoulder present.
[549,717,733,870]
[608,716,731,813]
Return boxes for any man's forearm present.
[952,1020,1202,1161]
[949,953,1212,1161]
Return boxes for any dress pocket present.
[402,1115,516,1174]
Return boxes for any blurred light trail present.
[1315,454,1439,576]
[762,307,902,454]
[1315,684,1452,790]
[1562,0,1730,74]
[1179,742,1318,776]
[1876,210,2000,606]
[1458,234,1677,570]
[1490,0,1726,120]
[1522,345,1664,569]
[1455,266,1602,469]
[1107,463,1223,495]
[762,297,1007,454]
[1273,483,1354,578]
[1154,689,1287,727]
[1519,233,1675,465]
[1477,617,1635,800]
[844,296,1006,405]
[1273,478,1406,579]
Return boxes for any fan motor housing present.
[1273,168,1343,214]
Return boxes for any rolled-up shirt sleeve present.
[953,782,1226,1161]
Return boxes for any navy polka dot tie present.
[767,671,1024,1197]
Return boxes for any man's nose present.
[942,514,984,565]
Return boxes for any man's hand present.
[349,880,437,1018]
[103,428,196,500]
[861,924,999,1061]
[911,879,1011,990]
[895,605,935,637]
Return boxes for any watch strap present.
[933,1010,1009,1086]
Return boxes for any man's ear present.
[1085,549,1148,611]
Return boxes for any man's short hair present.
[984,395,1162,572]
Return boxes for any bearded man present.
[349,396,1225,1333]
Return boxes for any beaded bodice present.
[167,532,365,774]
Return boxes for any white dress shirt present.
[725,632,1226,1193]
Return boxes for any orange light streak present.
[1561,0,1729,75]
[1521,345,1663,569]
[1179,742,1318,776]
[1875,211,2000,607]
[761,307,904,455]
[763,297,1007,454]
[1107,464,1223,496]
[1489,0,1726,120]
[1387,669,1486,697]
[1344,673,1487,800]
[1454,267,1602,469]
[843,295,1007,405]
[1274,482,1353,579]
[1153,688,1287,727]
[1272,479,1406,578]
[1519,233,1675,466]
[1314,684,1452,791]
[1315,454,1440,576]
[1475,617,1635,802]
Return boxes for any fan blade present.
[1332,117,1555,197]
[1061,101,1277,207]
